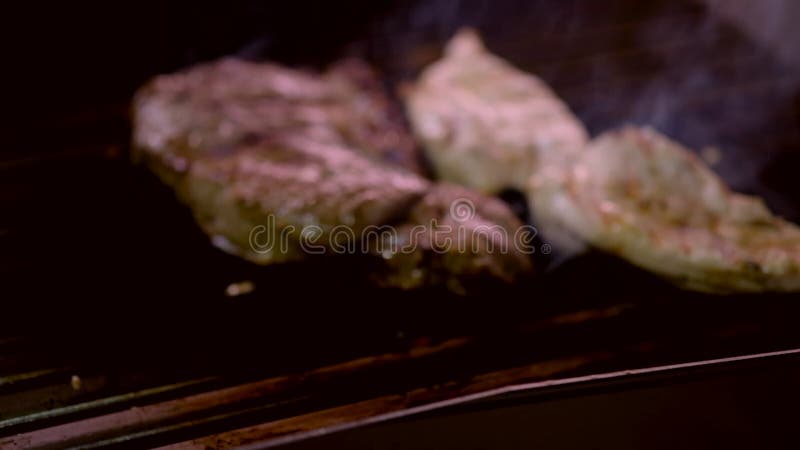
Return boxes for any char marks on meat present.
[134,58,424,180]
[404,29,589,254]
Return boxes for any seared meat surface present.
[404,30,800,293]
[404,29,588,253]
[542,127,800,293]
[404,29,588,194]
[132,57,533,291]
[183,136,429,265]
[133,58,424,182]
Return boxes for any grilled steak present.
[132,57,533,291]
[182,135,429,265]
[541,126,800,293]
[133,58,424,182]
[404,29,588,253]
[404,29,588,195]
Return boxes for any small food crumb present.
[701,146,722,166]
[71,375,82,391]
[225,280,255,297]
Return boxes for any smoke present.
[705,0,800,70]
[358,0,800,218]
[225,0,800,218]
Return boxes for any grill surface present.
[2,0,800,448]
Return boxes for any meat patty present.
[540,126,800,293]
[132,57,533,292]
